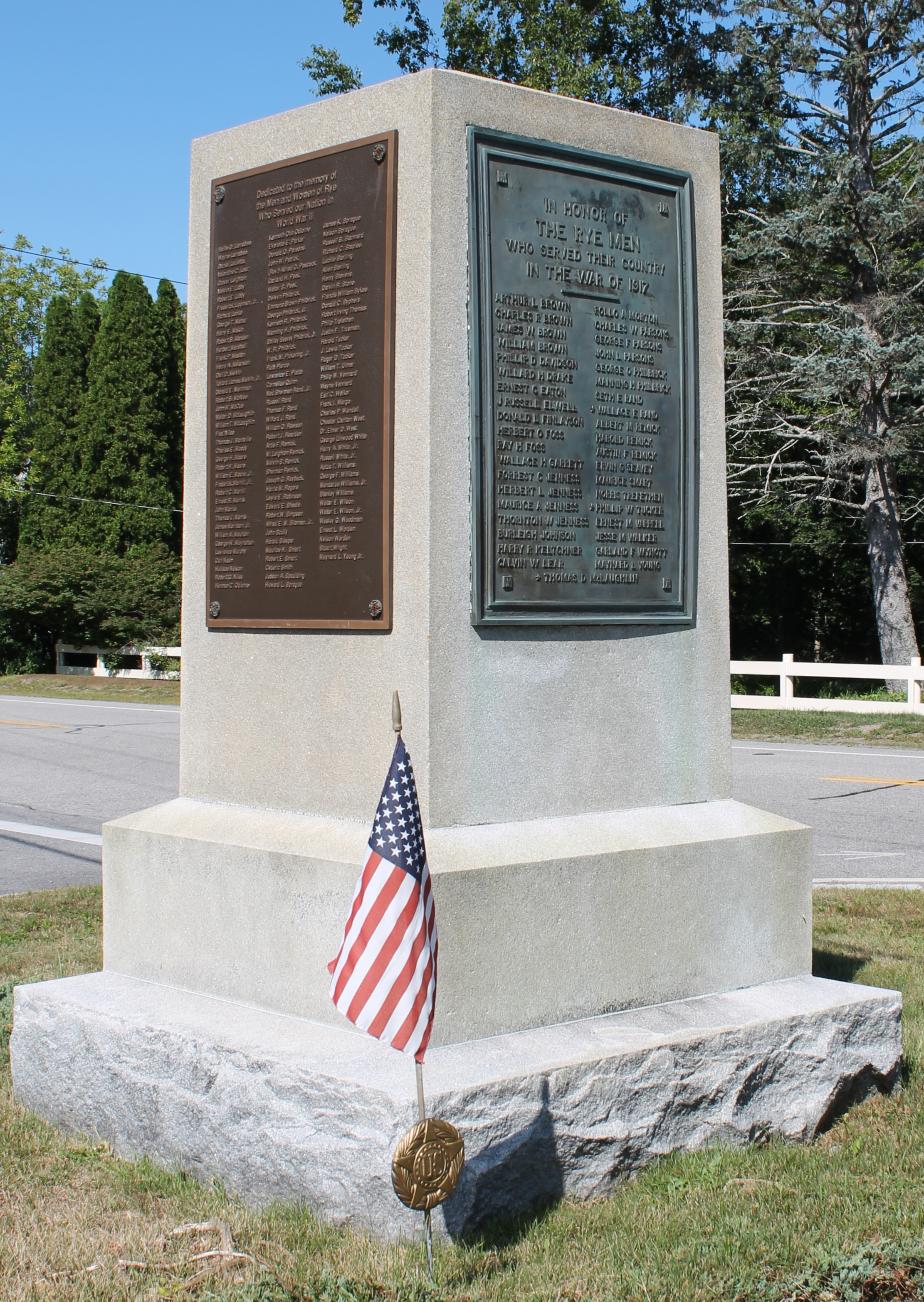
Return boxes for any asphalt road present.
[1,695,922,893]
[0,695,179,895]
[732,740,924,886]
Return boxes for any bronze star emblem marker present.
[391,1117,464,1210]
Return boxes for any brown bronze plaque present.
[206,133,396,629]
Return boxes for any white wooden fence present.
[52,641,924,707]
[731,654,924,714]
[56,643,182,680]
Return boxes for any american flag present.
[328,736,437,1063]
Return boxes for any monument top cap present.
[193,65,719,151]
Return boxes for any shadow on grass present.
[812,948,867,983]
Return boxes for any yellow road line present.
[0,717,65,730]
[822,774,924,787]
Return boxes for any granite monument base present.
[11,972,900,1239]
[100,796,812,1045]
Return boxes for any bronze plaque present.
[470,130,697,625]
[206,133,396,629]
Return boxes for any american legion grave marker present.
[11,70,902,1238]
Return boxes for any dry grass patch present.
[732,708,924,747]
[0,674,180,705]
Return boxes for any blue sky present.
[1,1,439,299]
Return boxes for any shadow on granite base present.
[11,972,901,1240]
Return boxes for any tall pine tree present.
[19,292,99,551]
[0,237,104,560]
[152,278,186,552]
[724,1,924,671]
[77,271,176,554]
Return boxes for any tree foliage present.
[724,2,924,666]
[0,248,187,668]
[152,278,187,551]
[300,44,363,95]
[18,292,100,552]
[729,502,883,664]
[0,236,104,558]
[76,271,178,554]
[0,544,180,674]
[302,0,797,206]
[306,0,924,664]
[304,0,724,119]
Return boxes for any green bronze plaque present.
[470,130,697,626]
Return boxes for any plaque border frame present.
[205,131,397,632]
[468,127,699,627]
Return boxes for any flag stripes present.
[328,736,437,1062]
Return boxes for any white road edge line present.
[0,695,178,714]
[732,743,924,761]
[0,818,102,847]
[816,851,905,859]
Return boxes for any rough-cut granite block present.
[11,972,901,1239]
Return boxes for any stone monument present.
[11,70,902,1238]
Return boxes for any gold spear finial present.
[392,690,402,735]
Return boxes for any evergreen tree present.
[725,2,924,671]
[0,235,103,559]
[77,271,176,554]
[307,0,924,668]
[18,292,99,551]
[729,501,882,664]
[152,278,186,551]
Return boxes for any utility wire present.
[0,243,186,289]
[16,487,182,514]
[731,540,924,546]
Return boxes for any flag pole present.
[393,690,434,1283]
[416,1060,434,1281]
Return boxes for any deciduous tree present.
[0,544,180,673]
[303,0,724,121]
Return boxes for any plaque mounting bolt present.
[372,143,386,164]
[209,601,221,618]
[368,599,384,619]
[214,185,226,205]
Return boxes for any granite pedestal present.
[12,972,900,1238]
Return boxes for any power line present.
[731,540,924,546]
[17,487,182,515]
[0,243,186,289]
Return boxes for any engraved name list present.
[207,134,396,629]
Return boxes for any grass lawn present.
[0,674,179,706]
[732,707,924,748]
[2,888,923,1300]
